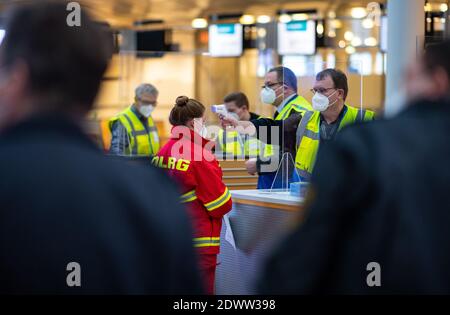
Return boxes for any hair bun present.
[176,96,189,107]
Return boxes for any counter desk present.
[216,189,305,295]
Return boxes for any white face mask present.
[193,118,207,137]
[139,105,155,118]
[227,112,240,121]
[200,126,208,138]
[260,86,283,105]
[312,90,338,112]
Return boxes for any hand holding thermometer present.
[211,105,239,129]
[212,105,256,136]
[211,104,228,117]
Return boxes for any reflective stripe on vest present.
[217,130,244,157]
[193,237,220,248]
[263,95,312,158]
[109,107,160,156]
[277,95,312,121]
[295,106,375,179]
[245,137,262,157]
[217,130,262,158]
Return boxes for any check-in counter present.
[216,189,305,295]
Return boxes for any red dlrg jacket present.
[153,127,232,255]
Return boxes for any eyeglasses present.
[310,87,336,95]
[138,98,157,106]
[261,82,284,89]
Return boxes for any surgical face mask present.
[139,105,155,118]
[200,126,208,138]
[227,112,240,121]
[312,90,338,112]
[260,86,283,105]
[193,118,207,137]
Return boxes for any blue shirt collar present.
[277,93,298,113]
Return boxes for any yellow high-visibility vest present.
[217,129,263,158]
[295,105,375,180]
[263,95,313,158]
[109,106,160,156]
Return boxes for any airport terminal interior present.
[86,0,450,294]
[85,0,447,156]
[91,0,395,149]
[1,0,450,297]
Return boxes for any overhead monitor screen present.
[278,20,316,55]
[209,24,243,57]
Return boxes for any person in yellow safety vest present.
[109,83,160,156]
[216,92,262,158]
[246,66,313,189]
[295,69,375,181]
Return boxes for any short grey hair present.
[135,83,159,99]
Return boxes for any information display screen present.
[278,20,316,55]
[209,24,243,57]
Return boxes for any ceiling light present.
[192,18,208,29]
[240,15,256,25]
[365,37,378,47]
[330,19,343,29]
[257,28,267,38]
[345,45,356,54]
[279,14,292,23]
[362,18,374,29]
[257,15,271,24]
[316,22,324,35]
[351,37,362,47]
[292,13,308,21]
[344,31,354,41]
[351,7,367,19]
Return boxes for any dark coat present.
[0,114,203,294]
[259,99,450,294]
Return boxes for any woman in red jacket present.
[152,96,232,295]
